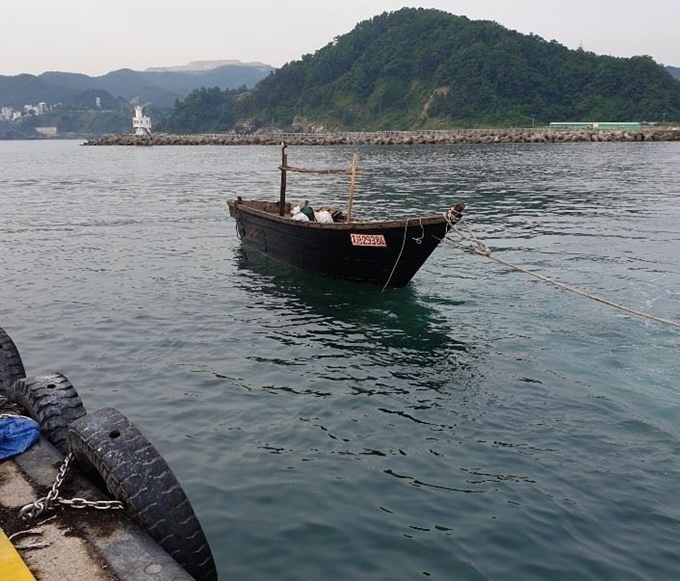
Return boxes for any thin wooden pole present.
[279,142,287,216]
[345,153,359,223]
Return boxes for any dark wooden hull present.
[227,199,454,288]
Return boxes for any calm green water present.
[1,140,679,580]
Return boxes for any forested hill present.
[667,66,680,81]
[238,8,680,130]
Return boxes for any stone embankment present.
[83,127,680,146]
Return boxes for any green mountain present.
[237,8,680,130]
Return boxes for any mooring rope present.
[382,218,428,292]
[445,217,680,329]
[382,219,411,292]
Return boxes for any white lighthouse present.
[133,105,152,135]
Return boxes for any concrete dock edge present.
[2,436,195,581]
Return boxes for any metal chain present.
[59,498,125,510]
[18,452,124,520]
[19,452,74,519]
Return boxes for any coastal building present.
[133,105,152,135]
[35,126,57,136]
[549,122,642,130]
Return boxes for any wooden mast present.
[345,153,359,223]
[279,142,287,216]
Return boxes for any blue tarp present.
[0,416,40,461]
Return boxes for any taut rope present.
[279,164,355,175]
[445,217,680,329]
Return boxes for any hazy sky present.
[3,0,679,76]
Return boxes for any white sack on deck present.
[315,210,333,223]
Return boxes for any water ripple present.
[2,140,680,580]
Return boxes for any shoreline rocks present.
[83,127,680,146]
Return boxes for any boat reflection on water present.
[230,246,476,396]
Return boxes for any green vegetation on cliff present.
[166,8,680,132]
[159,87,241,134]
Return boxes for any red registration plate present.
[350,233,387,247]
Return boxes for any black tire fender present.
[0,326,26,396]
[8,373,86,454]
[67,407,217,581]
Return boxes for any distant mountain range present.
[4,13,680,139]
[145,59,272,73]
[0,60,275,109]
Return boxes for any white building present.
[23,103,47,116]
[133,105,152,135]
[35,126,57,136]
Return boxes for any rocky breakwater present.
[83,127,680,146]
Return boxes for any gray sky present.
[3,0,679,76]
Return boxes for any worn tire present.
[67,408,217,581]
[0,327,26,396]
[8,373,87,454]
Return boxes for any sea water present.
[1,140,679,580]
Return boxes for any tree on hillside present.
[177,8,680,130]
[159,87,242,133]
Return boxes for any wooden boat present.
[227,146,464,288]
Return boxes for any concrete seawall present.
[83,127,680,146]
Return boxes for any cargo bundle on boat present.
[227,145,464,288]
